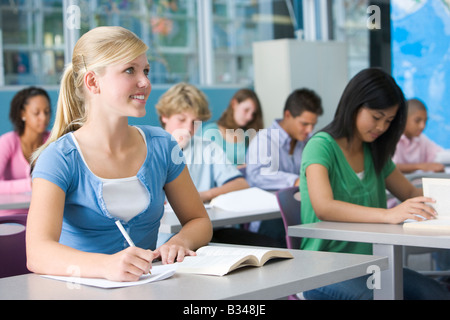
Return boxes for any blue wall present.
[0,86,241,135]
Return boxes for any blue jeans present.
[433,250,450,271]
[303,268,450,300]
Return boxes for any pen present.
[115,220,151,274]
[115,220,135,247]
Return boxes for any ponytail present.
[31,26,148,166]
[31,63,86,165]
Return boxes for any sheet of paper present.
[209,187,279,213]
[434,150,450,165]
[41,264,177,289]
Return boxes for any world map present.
[392,0,450,148]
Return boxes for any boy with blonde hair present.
[155,82,249,202]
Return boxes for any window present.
[0,0,307,86]
[211,0,295,85]
[0,0,64,85]
[77,0,199,84]
[331,0,371,78]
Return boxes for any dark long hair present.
[322,68,407,174]
[9,86,51,136]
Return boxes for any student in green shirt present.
[300,68,449,300]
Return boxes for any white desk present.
[159,207,281,233]
[0,193,31,210]
[288,221,450,300]
[0,223,25,236]
[0,247,387,300]
[0,193,279,232]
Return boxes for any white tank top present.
[70,128,149,222]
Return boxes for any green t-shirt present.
[299,132,396,255]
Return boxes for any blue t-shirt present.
[183,136,242,192]
[32,126,185,254]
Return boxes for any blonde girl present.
[26,26,212,282]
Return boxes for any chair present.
[276,187,301,249]
[0,214,30,278]
[276,187,302,300]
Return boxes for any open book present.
[403,178,450,232]
[176,245,293,276]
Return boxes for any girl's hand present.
[385,196,437,224]
[420,162,445,173]
[154,242,196,265]
[198,190,213,202]
[105,247,154,282]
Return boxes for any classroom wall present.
[0,86,242,135]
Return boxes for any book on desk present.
[40,246,293,288]
[176,245,293,276]
[403,178,450,232]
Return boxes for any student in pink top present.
[393,98,444,173]
[0,87,51,215]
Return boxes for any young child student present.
[393,98,444,173]
[0,87,51,216]
[201,88,263,166]
[394,99,450,276]
[244,88,322,246]
[26,26,212,282]
[155,82,249,203]
[299,67,449,299]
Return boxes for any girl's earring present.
[22,117,26,122]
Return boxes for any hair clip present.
[81,54,88,72]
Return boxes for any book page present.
[176,255,252,276]
[422,178,450,217]
[41,264,177,289]
[176,246,293,276]
[403,216,450,233]
[196,245,269,261]
[196,246,293,265]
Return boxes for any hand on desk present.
[154,241,196,265]
[419,162,445,173]
[386,196,437,224]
